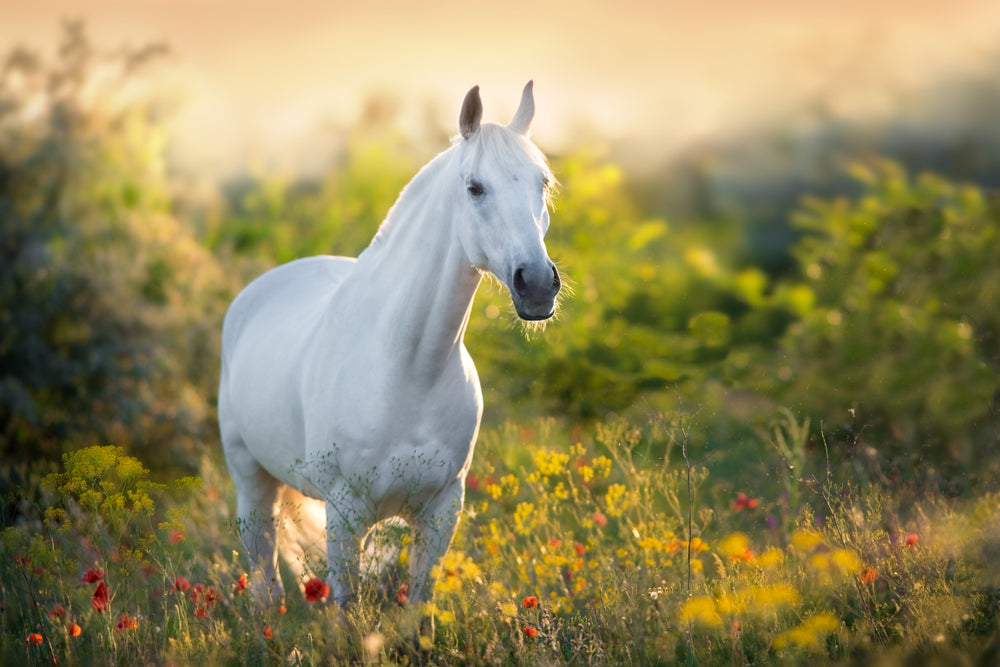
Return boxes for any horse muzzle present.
[510,261,561,321]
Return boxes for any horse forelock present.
[458,123,555,193]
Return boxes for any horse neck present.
[353,148,482,375]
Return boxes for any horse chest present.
[300,348,481,506]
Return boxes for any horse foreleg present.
[232,466,284,603]
[324,491,374,606]
[406,483,465,603]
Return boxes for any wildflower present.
[513,502,537,535]
[234,573,248,594]
[550,538,563,548]
[523,625,539,638]
[81,567,105,583]
[679,596,722,627]
[396,583,408,604]
[172,576,191,592]
[262,626,273,640]
[92,581,110,612]
[194,607,207,618]
[574,541,586,556]
[592,512,608,527]
[169,529,185,544]
[772,612,839,650]
[277,604,287,614]
[114,613,139,631]
[860,568,878,584]
[905,533,919,547]
[304,577,330,602]
[69,623,82,638]
[718,533,752,561]
[791,529,824,552]
[604,484,628,517]
[49,605,66,619]
[522,595,539,609]
[26,633,43,646]
[732,492,759,511]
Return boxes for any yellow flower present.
[791,529,824,552]
[679,596,722,627]
[718,533,751,560]
[513,502,536,535]
[535,449,570,476]
[604,484,628,517]
[591,456,613,478]
[773,612,840,650]
[755,546,784,570]
[830,549,861,575]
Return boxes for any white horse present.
[218,82,560,606]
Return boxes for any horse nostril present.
[513,267,527,294]
[551,265,561,291]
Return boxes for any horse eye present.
[467,180,485,198]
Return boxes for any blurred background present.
[3,1,1000,496]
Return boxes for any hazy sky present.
[4,1,1000,175]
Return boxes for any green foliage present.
[0,23,231,475]
[752,160,1000,486]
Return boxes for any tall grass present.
[4,412,1000,665]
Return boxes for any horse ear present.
[459,85,482,139]
[507,80,534,136]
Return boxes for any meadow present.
[3,25,1000,665]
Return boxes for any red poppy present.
[25,633,43,646]
[522,595,539,609]
[592,512,608,527]
[523,626,538,638]
[277,604,288,615]
[48,605,66,619]
[574,542,586,556]
[860,568,878,584]
[396,584,408,604]
[905,533,919,547]
[234,573,248,595]
[172,576,191,592]
[81,568,105,583]
[69,623,82,638]
[169,529,185,544]
[114,613,138,631]
[91,581,110,612]
[732,493,759,511]
[304,578,330,603]
[263,626,273,639]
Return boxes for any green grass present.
[4,414,1000,665]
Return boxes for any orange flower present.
[396,584,408,604]
[114,613,138,631]
[81,568,105,583]
[25,633,43,646]
[234,573,248,594]
[277,604,287,615]
[69,623,82,638]
[523,626,538,638]
[91,581,110,612]
[304,578,330,602]
[263,626,273,639]
[574,542,586,556]
[169,529,185,544]
[860,568,878,584]
[522,595,539,609]
[905,533,919,547]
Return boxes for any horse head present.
[455,82,561,321]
